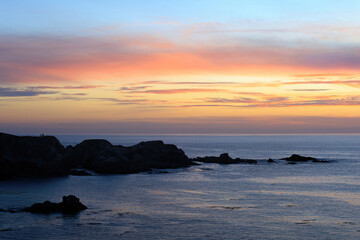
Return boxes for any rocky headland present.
[0,132,329,180]
[0,132,194,179]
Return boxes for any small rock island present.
[22,195,87,214]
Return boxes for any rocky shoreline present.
[0,132,330,180]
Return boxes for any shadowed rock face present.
[191,153,258,164]
[0,132,194,179]
[22,195,87,214]
[65,140,194,174]
[0,132,67,179]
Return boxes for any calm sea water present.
[1,135,360,239]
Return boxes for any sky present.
[1,0,360,134]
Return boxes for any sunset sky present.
[1,0,360,134]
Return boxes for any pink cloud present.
[1,34,360,85]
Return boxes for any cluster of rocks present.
[0,132,330,180]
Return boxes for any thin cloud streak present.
[127,88,226,94]
[0,87,58,97]
[291,89,330,91]
[29,85,106,89]
[140,80,239,85]
[196,95,360,108]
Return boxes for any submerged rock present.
[192,153,257,164]
[22,195,87,214]
[312,159,330,163]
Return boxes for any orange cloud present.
[124,88,226,94]
[1,34,360,84]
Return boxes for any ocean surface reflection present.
[1,135,360,239]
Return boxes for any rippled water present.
[1,135,360,239]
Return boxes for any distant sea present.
[1,134,360,239]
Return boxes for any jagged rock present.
[267,158,275,163]
[192,153,257,164]
[22,195,87,214]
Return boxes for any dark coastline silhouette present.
[0,132,329,180]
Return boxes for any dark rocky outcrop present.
[64,140,194,174]
[267,158,275,163]
[22,195,87,214]
[0,132,332,180]
[192,153,258,164]
[0,132,194,179]
[0,132,67,179]
[281,154,317,162]
[281,154,329,163]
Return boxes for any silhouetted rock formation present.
[281,154,329,163]
[281,154,316,162]
[64,139,194,174]
[22,195,87,214]
[0,132,67,179]
[0,132,331,180]
[192,153,258,164]
[267,158,275,163]
[0,132,194,179]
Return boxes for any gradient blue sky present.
[1,1,360,134]
[2,0,360,34]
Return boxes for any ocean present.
[0,134,359,239]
